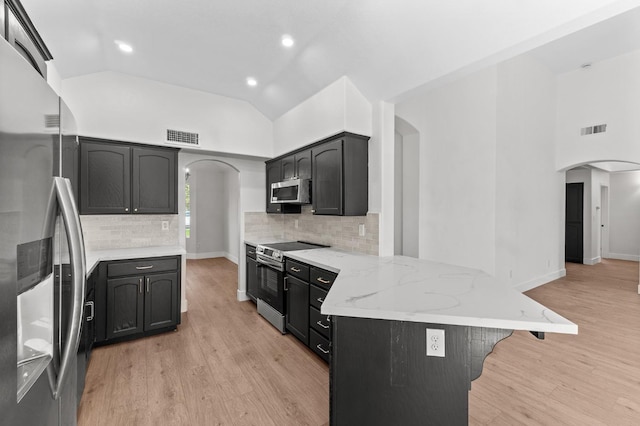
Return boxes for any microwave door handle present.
[46,177,86,400]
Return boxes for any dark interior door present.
[565,182,584,264]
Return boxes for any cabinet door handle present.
[138,278,143,293]
[125,208,129,212]
[317,277,331,284]
[316,344,329,354]
[136,265,154,270]
[134,208,138,212]
[290,267,301,273]
[146,277,150,293]
[284,276,288,291]
[317,297,325,303]
[316,320,329,329]
[85,301,94,322]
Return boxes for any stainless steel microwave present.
[271,178,311,204]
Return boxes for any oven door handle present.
[256,255,283,271]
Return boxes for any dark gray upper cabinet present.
[265,158,302,214]
[4,0,52,79]
[282,149,311,180]
[80,140,131,214]
[132,147,176,214]
[267,132,368,216]
[79,138,178,215]
[312,133,369,216]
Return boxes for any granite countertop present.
[85,245,186,276]
[282,248,578,335]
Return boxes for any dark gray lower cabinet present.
[285,275,309,345]
[96,256,181,344]
[284,257,335,362]
[245,244,258,302]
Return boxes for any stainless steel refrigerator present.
[0,36,86,425]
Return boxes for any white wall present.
[609,171,640,261]
[556,49,640,170]
[396,66,498,274]
[224,169,240,263]
[495,54,563,289]
[61,71,273,157]
[272,77,373,156]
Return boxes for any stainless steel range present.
[255,241,326,333]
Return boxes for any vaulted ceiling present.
[21,0,640,120]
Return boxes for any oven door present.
[257,263,285,314]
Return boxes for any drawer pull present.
[317,297,325,303]
[248,251,255,255]
[136,265,154,270]
[290,267,301,273]
[316,344,329,354]
[317,277,331,284]
[316,321,329,329]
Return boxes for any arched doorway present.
[394,116,420,257]
[183,159,240,262]
[563,160,640,267]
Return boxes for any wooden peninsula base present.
[330,316,513,426]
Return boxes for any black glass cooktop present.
[260,241,327,251]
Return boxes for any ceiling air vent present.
[166,129,199,147]
[580,124,607,136]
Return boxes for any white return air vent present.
[44,114,60,128]
[580,124,607,136]
[166,129,200,147]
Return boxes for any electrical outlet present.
[358,223,365,236]
[161,221,169,231]
[426,328,445,357]
[295,219,299,229]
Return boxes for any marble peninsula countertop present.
[277,246,578,335]
[85,245,185,276]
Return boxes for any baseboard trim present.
[584,256,601,266]
[180,298,188,313]
[237,289,249,302]
[186,251,238,263]
[606,253,640,262]
[515,269,566,293]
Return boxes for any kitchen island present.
[283,248,577,426]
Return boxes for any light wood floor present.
[78,258,640,425]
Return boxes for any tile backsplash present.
[245,206,379,255]
[80,215,180,251]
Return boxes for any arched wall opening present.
[183,159,240,262]
[394,116,420,258]
[561,160,640,288]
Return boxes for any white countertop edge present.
[320,306,578,334]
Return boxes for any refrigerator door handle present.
[47,177,86,399]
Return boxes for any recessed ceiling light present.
[115,40,133,53]
[281,35,294,48]
[246,77,257,87]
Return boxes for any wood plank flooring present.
[470,259,640,425]
[77,258,329,426]
[78,258,639,425]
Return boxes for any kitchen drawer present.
[107,257,179,278]
[245,244,257,260]
[310,267,337,289]
[285,259,310,281]
[310,306,331,339]
[310,329,330,363]
[310,284,328,310]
